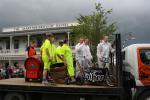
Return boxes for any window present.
[14,40,19,49]
[6,40,10,49]
[37,37,43,47]
[140,49,150,66]
[0,40,2,50]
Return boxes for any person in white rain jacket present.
[75,37,86,77]
[97,36,114,68]
[83,38,93,68]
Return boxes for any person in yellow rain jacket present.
[61,40,75,82]
[56,40,64,63]
[40,33,56,84]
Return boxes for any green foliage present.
[72,3,117,61]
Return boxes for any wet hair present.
[80,36,86,40]
[31,40,37,44]
[63,39,68,44]
[80,37,84,39]
[46,33,54,37]
[59,40,64,45]
[103,35,108,39]
[84,37,89,40]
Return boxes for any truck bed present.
[0,78,121,96]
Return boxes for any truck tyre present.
[139,91,150,100]
[4,93,25,100]
[0,93,3,100]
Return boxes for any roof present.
[0,22,78,37]
[2,22,78,33]
[123,44,150,51]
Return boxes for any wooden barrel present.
[50,63,67,83]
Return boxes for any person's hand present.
[82,41,85,45]
[111,49,115,53]
[99,57,103,62]
[37,54,41,58]
[91,56,93,60]
[64,62,67,67]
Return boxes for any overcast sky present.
[0,0,150,44]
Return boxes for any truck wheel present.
[0,93,3,100]
[4,93,25,100]
[139,91,150,100]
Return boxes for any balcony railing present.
[0,49,26,56]
[0,46,75,56]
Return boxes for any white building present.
[0,22,78,67]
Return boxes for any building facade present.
[0,22,78,67]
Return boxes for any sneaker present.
[42,80,49,85]
[106,79,114,87]
[70,78,76,83]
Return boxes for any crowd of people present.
[0,63,25,80]
[0,32,114,85]
[27,33,114,85]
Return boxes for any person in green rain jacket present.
[40,33,56,84]
[61,40,75,82]
[56,40,64,63]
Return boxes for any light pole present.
[67,32,70,46]
[27,34,30,46]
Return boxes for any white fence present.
[0,49,26,56]
[0,46,75,56]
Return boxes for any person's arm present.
[61,48,67,66]
[25,51,29,58]
[57,54,64,60]
[40,51,42,57]
[109,43,115,53]
[25,47,29,58]
[87,45,93,60]
[40,45,43,58]
[44,40,51,61]
[97,44,103,59]
[46,48,51,61]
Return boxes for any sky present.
[0,0,150,45]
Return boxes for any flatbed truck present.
[0,34,150,100]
